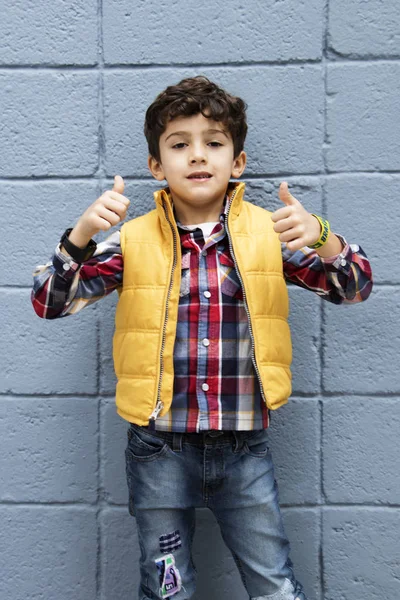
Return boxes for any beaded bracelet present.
[308,214,331,249]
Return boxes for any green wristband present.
[308,214,331,249]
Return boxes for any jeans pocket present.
[243,428,270,457]
[126,425,169,461]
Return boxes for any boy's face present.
[148,112,246,222]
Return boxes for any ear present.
[148,155,165,181]
[231,151,246,179]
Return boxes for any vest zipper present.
[225,188,268,406]
[150,198,178,421]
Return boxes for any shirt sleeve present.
[282,234,373,304]
[31,229,123,319]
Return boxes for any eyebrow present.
[165,128,229,142]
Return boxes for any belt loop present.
[232,431,242,452]
[172,432,183,452]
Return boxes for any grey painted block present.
[0,396,98,502]
[322,398,400,504]
[325,175,399,283]
[282,508,321,600]
[323,508,400,600]
[103,0,323,64]
[289,287,321,395]
[3,289,98,394]
[245,177,323,214]
[268,399,320,505]
[0,72,98,176]
[3,180,99,286]
[329,0,400,57]
[0,506,97,600]
[104,66,324,176]
[101,507,141,600]
[102,399,132,506]
[323,288,400,394]
[326,63,400,171]
[0,0,98,65]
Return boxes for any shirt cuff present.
[52,243,82,278]
[319,233,353,274]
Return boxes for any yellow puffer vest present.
[113,181,292,425]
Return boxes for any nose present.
[189,144,207,164]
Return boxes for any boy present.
[32,75,372,600]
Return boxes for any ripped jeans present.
[125,424,307,600]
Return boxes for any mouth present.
[187,172,213,182]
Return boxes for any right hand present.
[72,175,130,244]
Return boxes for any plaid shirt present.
[31,193,373,432]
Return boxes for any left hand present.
[271,182,321,252]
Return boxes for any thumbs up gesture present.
[72,175,131,245]
[270,182,321,252]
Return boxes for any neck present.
[173,198,225,226]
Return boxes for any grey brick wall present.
[1,1,398,599]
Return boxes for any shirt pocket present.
[219,253,244,300]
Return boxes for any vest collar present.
[153,180,246,228]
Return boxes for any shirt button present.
[62,263,70,271]
[202,383,209,391]
[340,259,346,267]
[202,250,207,256]
[351,244,359,252]
[204,291,211,298]
[202,338,210,347]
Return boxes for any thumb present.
[112,175,125,194]
[279,181,296,206]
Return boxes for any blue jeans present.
[125,424,307,600]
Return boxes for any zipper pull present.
[149,400,164,421]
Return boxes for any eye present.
[171,141,223,149]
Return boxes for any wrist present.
[68,223,94,249]
[59,227,97,263]
[308,214,330,249]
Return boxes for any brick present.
[269,399,320,505]
[323,397,400,504]
[101,507,141,600]
[104,66,324,176]
[323,508,400,600]
[325,175,400,284]
[326,63,400,171]
[289,287,321,395]
[323,288,400,394]
[2,290,98,394]
[281,508,321,600]
[3,180,99,286]
[0,506,97,600]
[329,0,400,57]
[0,397,98,502]
[0,72,98,176]
[103,0,323,64]
[0,1,98,65]
[102,399,132,506]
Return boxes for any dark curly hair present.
[144,75,248,163]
